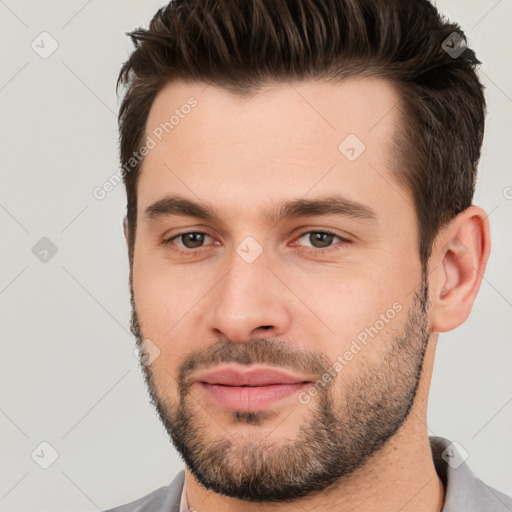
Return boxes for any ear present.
[123,215,129,244]
[429,205,491,332]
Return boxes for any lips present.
[194,365,312,411]
[194,366,311,387]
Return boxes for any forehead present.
[137,77,410,225]
[144,77,401,149]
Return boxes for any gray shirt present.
[104,436,512,511]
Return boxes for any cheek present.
[284,263,395,329]
[132,252,202,359]
[282,258,414,370]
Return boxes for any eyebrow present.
[143,193,378,225]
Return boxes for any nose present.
[205,252,292,343]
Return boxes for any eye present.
[168,231,214,250]
[293,230,350,252]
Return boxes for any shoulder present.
[429,436,512,511]
[103,470,185,512]
[456,476,512,511]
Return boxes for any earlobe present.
[430,206,491,333]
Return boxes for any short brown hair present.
[117,0,486,266]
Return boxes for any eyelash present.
[162,229,351,256]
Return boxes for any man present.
[106,0,512,511]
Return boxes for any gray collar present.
[430,436,512,511]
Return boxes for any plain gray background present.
[1,1,511,510]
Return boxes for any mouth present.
[193,365,312,411]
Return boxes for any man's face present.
[129,78,432,501]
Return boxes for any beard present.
[129,275,431,503]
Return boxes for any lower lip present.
[199,382,310,411]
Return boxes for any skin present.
[124,77,490,511]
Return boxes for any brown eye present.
[297,231,341,249]
[172,232,212,249]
